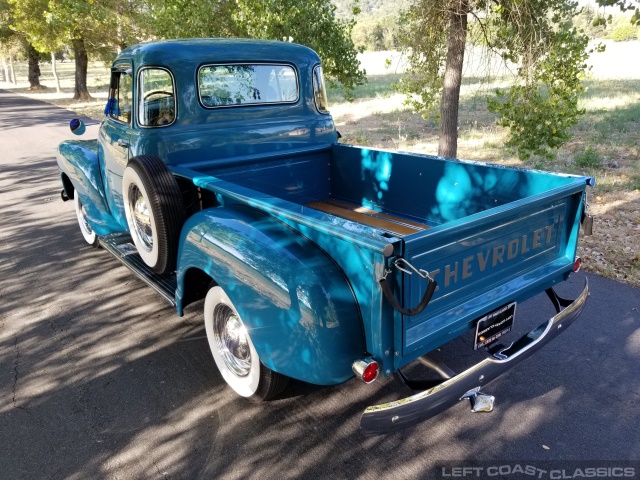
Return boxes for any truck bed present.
[306,198,430,236]
[193,142,583,237]
[175,142,590,371]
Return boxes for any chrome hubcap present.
[128,184,153,251]
[213,304,251,377]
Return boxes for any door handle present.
[117,139,129,148]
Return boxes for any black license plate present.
[474,302,516,350]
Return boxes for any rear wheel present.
[204,285,289,402]
[74,194,98,247]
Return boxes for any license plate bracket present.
[474,302,516,350]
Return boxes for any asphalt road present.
[1,90,639,480]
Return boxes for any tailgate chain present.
[379,258,438,316]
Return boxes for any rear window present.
[198,64,298,108]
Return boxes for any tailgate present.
[396,184,586,365]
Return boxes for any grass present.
[574,147,604,169]
[327,73,402,103]
[3,48,639,286]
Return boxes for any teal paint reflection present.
[360,149,393,208]
[177,205,365,385]
[57,140,121,235]
[432,163,473,222]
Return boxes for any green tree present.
[573,4,607,39]
[0,0,10,42]
[238,0,365,96]
[396,0,597,160]
[0,0,19,83]
[148,0,366,98]
[10,0,146,99]
[596,0,639,25]
[610,20,639,39]
[352,15,401,51]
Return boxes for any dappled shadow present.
[2,79,640,480]
[4,255,639,479]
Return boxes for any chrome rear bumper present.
[360,278,589,435]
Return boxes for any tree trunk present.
[72,38,92,101]
[51,52,61,93]
[1,56,8,83]
[27,43,44,90]
[438,0,469,159]
[9,55,16,84]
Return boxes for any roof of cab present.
[116,38,321,68]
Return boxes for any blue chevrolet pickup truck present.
[56,38,593,434]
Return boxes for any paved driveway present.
[1,90,639,479]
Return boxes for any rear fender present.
[57,140,121,235]
[176,205,365,385]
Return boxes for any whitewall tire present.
[123,166,160,267]
[74,194,98,247]
[122,155,184,274]
[204,285,288,402]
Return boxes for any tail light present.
[573,256,582,272]
[352,358,379,384]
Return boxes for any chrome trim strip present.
[360,278,589,435]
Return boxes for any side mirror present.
[70,118,86,136]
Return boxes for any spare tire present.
[122,155,184,274]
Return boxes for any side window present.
[138,68,176,127]
[312,65,329,113]
[107,68,133,124]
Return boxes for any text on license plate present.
[474,302,517,350]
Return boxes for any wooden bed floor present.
[305,198,430,236]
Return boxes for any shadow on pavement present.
[0,89,98,131]
[1,90,639,480]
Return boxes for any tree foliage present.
[596,0,640,25]
[8,0,148,97]
[147,0,366,98]
[0,0,11,40]
[238,0,365,96]
[396,0,598,160]
[487,5,595,160]
[352,15,401,51]
[5,0,365,99]
[610,20,639,39]
[9,0,146,58]
[572,4,607,39]
[0,0,20,55]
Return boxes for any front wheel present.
[74,194,98,247]
[204,285,289,402]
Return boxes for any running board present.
[98,232,177,306]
